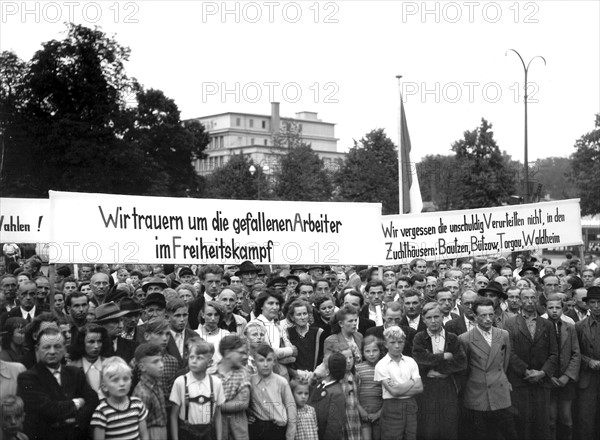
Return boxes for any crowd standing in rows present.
[0,251,599,440]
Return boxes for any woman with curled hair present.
[68,324,112,397]
[195,300,230,364]
[0,317,27,364]
[175,283,197,306]
[323,304,363,364]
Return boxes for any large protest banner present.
[381,199,583,264]
[48,191,383,265]
[0,198,50,243]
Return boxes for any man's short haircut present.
[101,356,131,382]
[542,273,559,284]
[255,343,275,359]
[166,298,187,314]
[199,265,224,280]
[546,294,564,305]
[365,279,385,292]
[176,283,197,296]
[65,291,89,309]
[565,275,583,290]
[472,297,494,314]
[185,336,213,355]
[314,278,332,289]
[397,276,411,285]
[403,289,422,301]
[130,270,143,279]
[243,321,267,337]
[35,326,64,347]
[422,302,441,316]
[410,274,426,285]
[434,287,452,298]
[134,343,164,363]
[489,262,503,274]
[144,318,170,335]
[383,325,406,341]
[327,352,347,380]
[385,301,403,313]
[218,334,246,356]
[342,289,364,307]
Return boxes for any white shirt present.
[82,357,103,394]
[427,329,445,354]
[407,315,421,330]
[540,313,576,326]
[253,315,294,359]
[369,305,384,326]
[464,316,476,333]
[442,314,454,325]
[20,306,36,321]
[170,329,185,358]
[374,354,420,400]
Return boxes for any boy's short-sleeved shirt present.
[169,372,225,425]
[374,354,420,400]
[90,397,148,440]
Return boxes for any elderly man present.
[89,272,111,306]
[17,326,98,440]
[366,301,417,356]
[4,281,42,323]
[504,288,558,440]
[445,290,478,336]
[459,297,516,440]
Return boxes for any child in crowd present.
[243,321,267,376]
[248,344,297,440]
[0,395,27,440]
[195,301,230,365]
[374,326,422,440]
[91,357,149,440]
[308,352,347,440]
[339,343,362,440]
[212,335,251,440]
[132,343,168,440]
[356,336,385,440]
[170,340,224,440]
[290,378,318,440]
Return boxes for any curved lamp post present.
[506,49,546,203]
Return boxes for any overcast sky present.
[2,1,599,163]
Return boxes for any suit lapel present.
[486,328,502,369]
[533,316,546,343]
[516,315,533,341]
[470,328,490,356]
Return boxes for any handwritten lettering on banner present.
[0,198,49,243]
[381,199,583,263]
[48,191,383,265]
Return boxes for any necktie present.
[26,313,32,323]
[555,321,562,377]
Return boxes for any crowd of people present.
[0,251,599,440]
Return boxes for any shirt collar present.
[21,305,35,316]
[427,329,445,339]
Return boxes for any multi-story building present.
[189,102,345,176]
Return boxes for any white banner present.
[381,199,583,263]
[0,198,50,243]
[48,191,383,265]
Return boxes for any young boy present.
[374,326,423,440]
[0,395,27,440]
[291,378,318,440]
[91,357,148,440]
[545,294,581,440]
[132,343,168,440]
[169,340,225,440]
[308,353,347,440]
[248,344,297,440]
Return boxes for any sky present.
[1,0,599,163]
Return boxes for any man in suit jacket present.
[575,286,600,440]
[3,281,43,324]
[165,298,197,368]
[565,287,590,323]
[401,290,427,333]
[366,301,416,356]
[545,294,581,440]
[458,297,517,440]
[445,290,478,336]
[17,326,98,440]
[504,288,558,440]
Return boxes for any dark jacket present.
[17,363,99,440]
[309,381,346,440]
[366,324,417,356]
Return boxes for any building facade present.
[189,102,345,176]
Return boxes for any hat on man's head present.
[286,274,300,283]
[307,265,325,272]
[144,292,167,309]
[235,261,261,276]
[583,286,600,302]
[519,265,539,277]
[141,276,168,293]
[56,266,71,277]
[178,267,194,278]
[290,265,308,273]
[267,277,288,288]
[478,281,507,300]
[93,302,130,323]
[120,297,142,315]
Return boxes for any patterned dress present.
[342,372,362,440]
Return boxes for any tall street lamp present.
[506,49,546,203]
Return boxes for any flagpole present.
[396,75,404,215]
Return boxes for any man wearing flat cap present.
[136,292,167,345]
[141,276,168,295]
[575,286,600,440]
[115,297,143,363]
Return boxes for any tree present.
[0,23,208,198]
[450,118,516,209]
[417,154,460,211]
[335,129,399,214]
[531,157,578,200]
[569,115,600,215]
[274,144,332,201]
[203,154,266,200]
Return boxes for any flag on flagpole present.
[398,77,423,214]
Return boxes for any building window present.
[262,120,266,129]
[249,119,254,128]
[236,117,241,126]
[219,137,224,148]
[238,137,242,145]
[264,139,268,146]
[250,138,255,145]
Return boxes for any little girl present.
[337,342,362,440]
[356,336,385,440]
[291,378,319,440]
